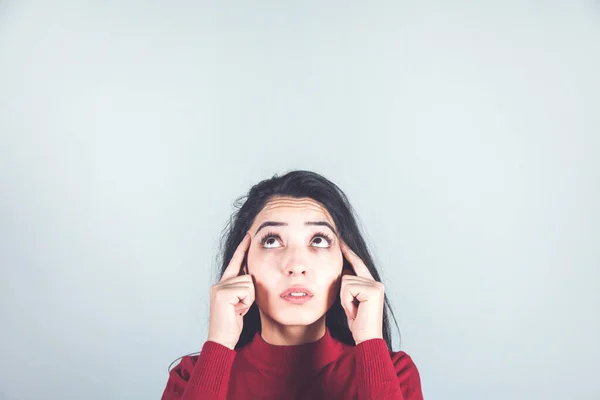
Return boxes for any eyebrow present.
[254,221,338,237]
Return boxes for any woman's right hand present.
[207,232,255,350]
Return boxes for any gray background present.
[1,1,599,399]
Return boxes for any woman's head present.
[246,196,344,331]
[218,170,399,350]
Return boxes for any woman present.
[162,170,423,400]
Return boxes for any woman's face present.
[246,196,344,327]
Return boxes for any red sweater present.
[162,328,423,400]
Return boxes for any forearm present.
[355,339,423,400]
[355,339,405,399]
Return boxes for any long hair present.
[169,170,400,371]
[218,170,400,350]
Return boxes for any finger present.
[218,274,253,285]
[220,232,251,282]
[340,241,375,281]
[233,289,255,307]
[340,278,359,320]
[216,284,255,308]
[234,286,256,316]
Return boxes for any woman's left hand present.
[339,241,385,345]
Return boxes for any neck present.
[258,311,326,345]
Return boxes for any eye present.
[311,233,333,248]
[260,232,282,249]
[263,237,281,248]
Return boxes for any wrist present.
[207,336,236,350]
[354,334,384,346]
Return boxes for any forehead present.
[252,197,335,226]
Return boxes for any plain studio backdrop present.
[1,1,599,399]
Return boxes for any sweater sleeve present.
[355,339,423,400]
[161,341,237,400]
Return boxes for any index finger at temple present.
[220,232,251,282]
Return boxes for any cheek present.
[247,246,277,274]
[316,250,344,283]
[246,247,277,299]
[327,248,344,272]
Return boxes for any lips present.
[280,286,314,298]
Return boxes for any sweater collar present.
[241,327,344,372]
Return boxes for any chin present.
[273,313,321,326]
[264,303,326,327]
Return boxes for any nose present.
[282,246,308,276]
[286,264,306,276]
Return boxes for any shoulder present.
[389,349,423,398]
[349,340,422,386]
[389,350,421,378]
[170,341,240,377]
[340,338,421,375]
[337,339,423,398]
[169,354,200,378]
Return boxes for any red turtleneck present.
[162,328,423,399]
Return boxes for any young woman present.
[161,170,423,400]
